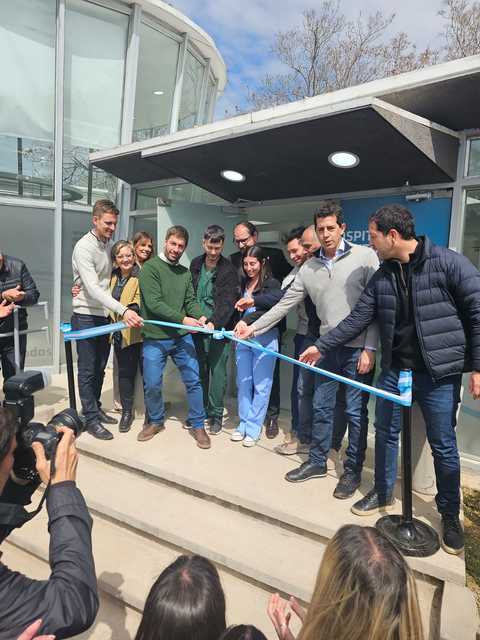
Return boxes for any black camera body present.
[3,371,84,481]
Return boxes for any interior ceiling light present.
[153,90,164,96]
[328,151,360,169]
[221,169,246,182]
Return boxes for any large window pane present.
[467,139,480,177]
[63,0,128,204]
[0,205,54,366]
[463,189,480,269]
[135,183,227,209]
[133,24,180,142]
[178,51,204,131]
[204,80,216,124]
[0,0,56,200]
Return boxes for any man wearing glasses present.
[230,221,291,438]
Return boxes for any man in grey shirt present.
[72,199,142,440]
[236,201,378,500]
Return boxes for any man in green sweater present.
[138,225,211,449]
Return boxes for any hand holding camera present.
[32,426,78,486]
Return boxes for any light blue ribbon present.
[61,321,412,407]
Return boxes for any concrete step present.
[5,509,283,639]
[74,417,465,587]
[3,505,448,640]
[1,542,142,640]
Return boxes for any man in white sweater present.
[72,199,142,440]
[236,201,378,499]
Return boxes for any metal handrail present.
[0,302,50,373]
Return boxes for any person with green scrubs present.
[190,225,240,434]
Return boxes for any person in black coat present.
[301,204,480,555]
[232,246,283,447]
[0,408,98,639]
[0,253,39,380]
[230,222,291,438]
[190,225,240,434]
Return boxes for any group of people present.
[0,403,425,639]
[68,197,480,557]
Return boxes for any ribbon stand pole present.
[64,340,77,411]
[376,371,440,557]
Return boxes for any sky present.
[171,0,447,118]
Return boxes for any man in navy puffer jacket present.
[300,204,480,555]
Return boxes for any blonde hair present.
[111,240,134,264]
[298,525,424,640]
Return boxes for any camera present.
[3,371,84,482]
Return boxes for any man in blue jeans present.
[304,204,480,554]
[138,225,211,449]
[238,202,379,499]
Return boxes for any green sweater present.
[139,256,203,340]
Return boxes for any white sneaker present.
[242,436,257,447]
[231,430,245,442]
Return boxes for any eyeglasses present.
[235,236,251,246]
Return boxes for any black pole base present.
[376,515,440,557]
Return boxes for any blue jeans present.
[309,346,370,474]
[71,313,111,424]
[236,329,278,439]
[374,369,462,515]
[143,335,205,428]
[292,334,314,444]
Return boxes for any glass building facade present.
[0,0,225,369]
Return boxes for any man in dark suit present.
[230,221,291,438]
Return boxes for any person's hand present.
[123,309,143,328]
[183,316,203,328]
[17,619,55,640]
[470,371,480,400]
[357,349,375,374]
[235,297,254,312]
[198,316,208,326]
[234,321,254,339]
[267,593,305,640]
[299,345,321,366]
[205,322,214,331]
[71,284,81,298]
[32,426,78,486]
[2,284,25,303]
[0,299,14,318]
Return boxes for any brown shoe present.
[190,427,211,449]
[137,422,164,442]
[265,417,279,439]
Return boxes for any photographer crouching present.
[0,374,98,639]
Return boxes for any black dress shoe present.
[351,488,395,516]
[98,409,118,425]
[208,417,223,435]
[333,471,362,500]
[87,421,114,440]
[285,461,327,483]
[265,417,279,439]
[119,411,134,433]
[441,514,464,555]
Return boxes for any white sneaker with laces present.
[231,430,245,442]
[243,436,257,447]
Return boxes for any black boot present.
[98,408,118,425]
[119,410,134,433]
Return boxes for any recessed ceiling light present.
[221,169,246,182]
[328,151,360,169]
[153,90,164,96]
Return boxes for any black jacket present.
[0,255,39,333]
[316,236,480,380]
[0,481,98,639]
[230,246,291,283]
[190,255,240,330]
[242,277,285,330]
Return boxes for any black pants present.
[114,342,142,413]
[71,313,111,425]
[0,335,26,381]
